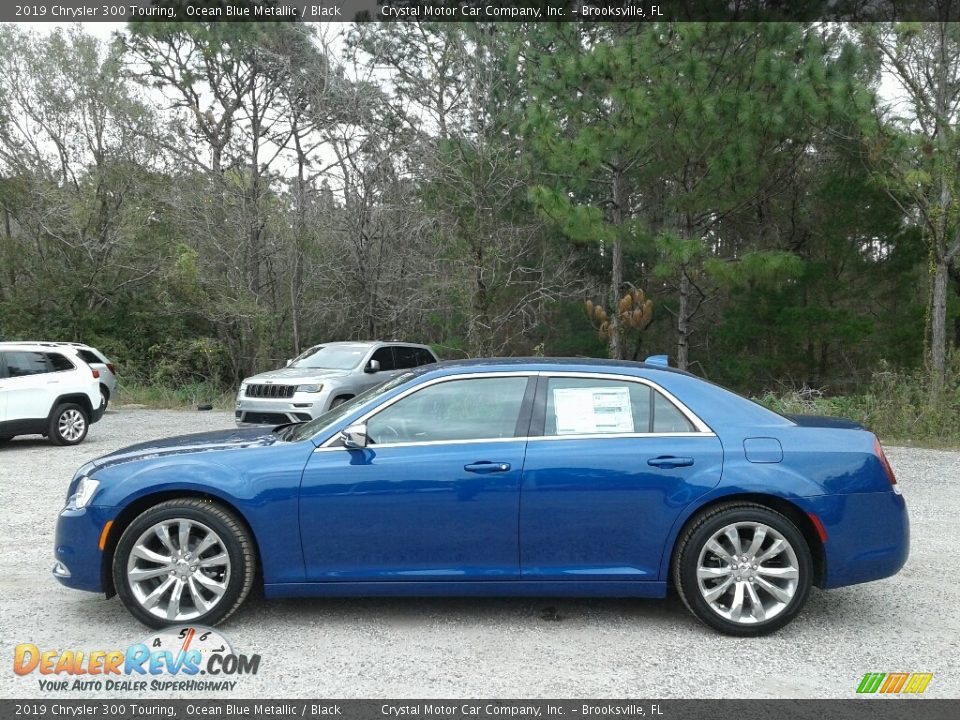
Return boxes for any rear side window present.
[543,377,696,435]
[4,351,49,377]
[45,352,76,372]
[393,346,421,370]
[77,349,101,364]
[416,348,437,365]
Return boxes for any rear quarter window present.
[46,352,76,372]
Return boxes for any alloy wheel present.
[58,409,86,442]
[695,521,800,624]
[126,519,231,621]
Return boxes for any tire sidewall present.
[50,403,89,446]
[113,503,249,629]
[678,506,813,636]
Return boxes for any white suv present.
[0,343,105,445]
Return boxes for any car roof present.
[0,342,84,354]
[307,341,434,350]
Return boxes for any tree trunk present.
[677,269,690,370]
[609,168,625,360]
[930,256,949,395]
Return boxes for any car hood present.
[244,367,351,382]
[86,427,281,471]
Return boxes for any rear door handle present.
[464,461,511,473]
[647,456,694,469]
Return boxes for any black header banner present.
[2,700,959,720]
[3,0,960,24]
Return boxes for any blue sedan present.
[53,358,908,636]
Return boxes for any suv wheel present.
[100,386,110,412]
[49,403,89,445]
[113,499,256,628]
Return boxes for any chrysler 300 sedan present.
[53,358,908,636]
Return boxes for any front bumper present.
[235,390,331,426]
[53,505,114,593]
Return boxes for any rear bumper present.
[90,400,105,425]
[52,505,113,593]
[801,491,909,589]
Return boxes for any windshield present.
[291,344,368,370]
[285,372,417,443]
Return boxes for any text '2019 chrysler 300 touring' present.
[54,357,908,636]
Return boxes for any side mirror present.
[365,359,381,374]
[286,359,293,367]
[340,423,369,449]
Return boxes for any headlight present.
[72,476,100,509]
[296,384,324,393]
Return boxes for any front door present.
[299,374,534,581]
[520,374,724,581]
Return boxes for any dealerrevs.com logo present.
[856,673,933,694]
[13,626,260,693]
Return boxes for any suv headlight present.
[296,384,324,393]
[70,476,100,509]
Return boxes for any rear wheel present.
[674,503,812,636]
[49,403,89,445]
[100,386,110,412]
[112,499,256,628]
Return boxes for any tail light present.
[106,363,115,375]
[874,436,898,488]
[91,367,100,379]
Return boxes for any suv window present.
[394,346,432,369]
[543,377,695,435]
[76,349,101,365]
[45,352,76,372]
[4,351,50,377]
[367,376,529,444]
[415,348,436,365]
[370,346,397,371]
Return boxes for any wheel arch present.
[51,393,94,419]
[100,490,263,599]
[666,493,826,588]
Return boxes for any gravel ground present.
[0,407,957,699]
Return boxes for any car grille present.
[245,383,296,399]
[241,411,290,425]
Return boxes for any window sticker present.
[553,386,634,435]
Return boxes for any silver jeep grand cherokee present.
[235,341,438,427]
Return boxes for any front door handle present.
[464,461,511,473]
[647,456,694,469]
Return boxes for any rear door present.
[519,373,724,581]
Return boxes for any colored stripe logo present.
[857,672,933,694]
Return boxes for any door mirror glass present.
[365,359,381,374]
[340,423,369,449]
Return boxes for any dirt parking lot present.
[0,408,958,698]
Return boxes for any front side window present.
[370,347,397,371]
[4,351,49,377]
[543,377,695,436]
[366,376,529,445]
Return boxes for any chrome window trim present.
[538,370,713,435]
[314,369,714,452]
[317,371,535,449]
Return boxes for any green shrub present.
[756,355,960,447]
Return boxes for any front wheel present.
[112,499,256,628]
[673,503,812,636]
[49,403,89,445]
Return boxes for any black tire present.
[112,499,257,629]
[330,395,352,408]
[673,502,812,637]
[100,386,110,412]
[48,403,89,446]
